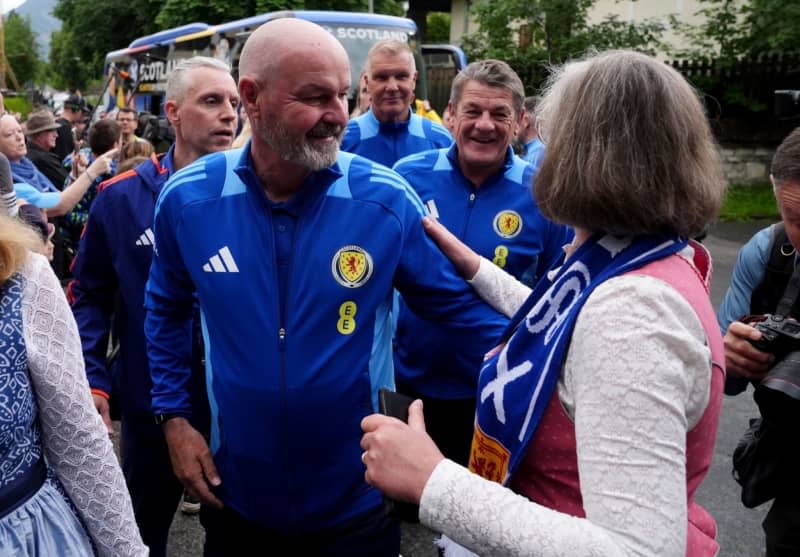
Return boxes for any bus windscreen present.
[319,23,414,90]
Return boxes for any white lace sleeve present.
[467,258,531,318]
[419,274,711,557]
[21,253,148,557]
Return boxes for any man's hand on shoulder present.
[724,320,774,381]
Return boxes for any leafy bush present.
[4,96,33,119]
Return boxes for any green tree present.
[4,12,42,87]
[48,28,93,90]
[746,0,800,53]
[50,0,165,89]
[461,0,664,95]
[306,0,403,16]
[155,0,272,29]
[426,12,451,43]
[673,0,800,59]
[669,0,748,61]
[669,0,800,112]
[156,0,404,28]
[50,0,407,89]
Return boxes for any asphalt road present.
[163,219,774,557]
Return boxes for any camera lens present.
[755,350,800,425]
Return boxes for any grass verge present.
[719,182,779,222]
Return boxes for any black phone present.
[376,388,420,522]
[378,388,414,422]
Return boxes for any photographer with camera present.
[718,126,800,556]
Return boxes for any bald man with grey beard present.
[144,16,507,557]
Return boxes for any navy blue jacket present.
[69,150,173,416]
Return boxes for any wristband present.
[85,169,95,182]
[154,413,185,426]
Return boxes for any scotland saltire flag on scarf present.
[468,232,688,484]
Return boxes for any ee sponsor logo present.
[337,301,357,335]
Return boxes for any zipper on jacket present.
[460,191,478,239]
[278,212,299,524]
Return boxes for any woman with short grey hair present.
[361,50,726,557]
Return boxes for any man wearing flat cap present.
[26,110,69,189]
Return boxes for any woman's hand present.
[360,400,445,505]
[86,147,119,180]
[422,216,481,280]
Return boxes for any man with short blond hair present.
[69,55,239,557]
[341,39,451,167]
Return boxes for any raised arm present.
[422,216,531,317]
[46,148,118,217]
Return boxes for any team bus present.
[102,10,454,117]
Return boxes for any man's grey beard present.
[257,116,343,171]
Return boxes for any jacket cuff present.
[90,388,110,400]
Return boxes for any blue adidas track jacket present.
[144,147,507,532]
[392,145,573,398]
[341,107,452,168]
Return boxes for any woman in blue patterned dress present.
[0,215,147,556]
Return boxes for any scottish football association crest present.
[332,245,374,288]
[493,210,522,239]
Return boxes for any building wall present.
[449,0,745,55]
[449,0,477,44]
[589,0,709,55]
[720,144,774,185]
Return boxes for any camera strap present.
[776,257,800,317]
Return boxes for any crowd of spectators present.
[2,18,798,557]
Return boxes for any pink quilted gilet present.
[509,243,725,557]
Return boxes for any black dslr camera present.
[142,116,175,144]
[141,116,175,154]
[749,314,800,355]
[747,314,800,423]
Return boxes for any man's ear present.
[238,77,260,118]
[514,111,526,137]
[165,100,179,127]
[520,111,531,131]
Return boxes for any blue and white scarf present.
[469,232,687,484]
[438,233,687,557]
[10,157,58,193]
